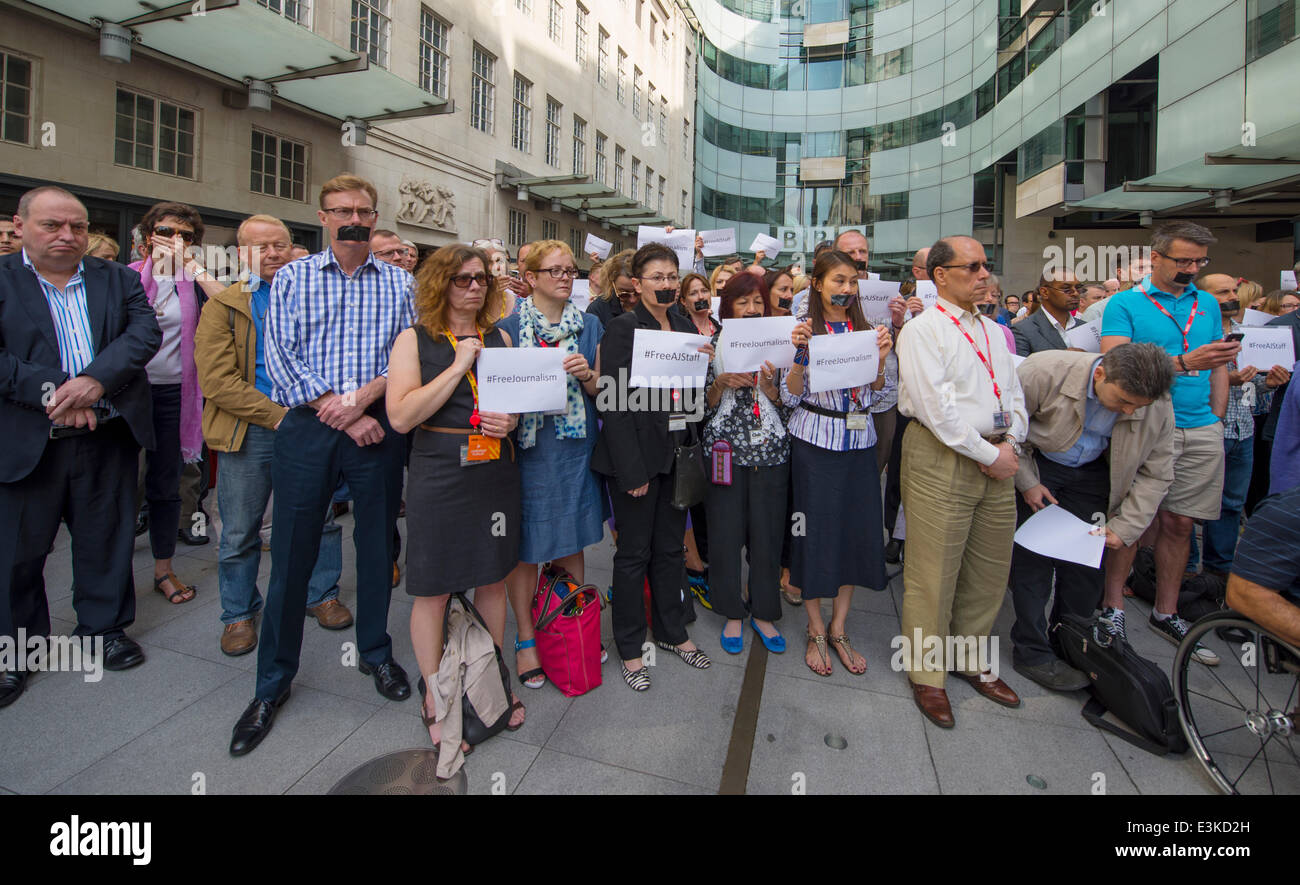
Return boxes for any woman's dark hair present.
[719,271,770,319]
[140,201,205,246]
[631,242,678,278]
[806,250,868,334]
[763,266,794,294]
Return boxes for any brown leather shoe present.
[221,619,257,656]
[955,671,1022,708]
[911,682,954,728]
[306,599,354,630]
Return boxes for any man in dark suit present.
[1013,269,1084,357]
[0,186,161,707]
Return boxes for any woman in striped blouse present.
[782,250,894,677]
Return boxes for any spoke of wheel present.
[1261,734,1275,795]
[1280,735,1300,768]
[1188,687,1247,712]
[1229,738,1268,791]
[1285,676,1298,715]
[1200,647,1252,712]
[1198,722,1249,742]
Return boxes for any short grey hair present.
[18,185,83,218]
[1100,342,1175,401]
[1151,221,1216,254]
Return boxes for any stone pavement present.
[1,508,1294,796]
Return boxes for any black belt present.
[800,402,868,420]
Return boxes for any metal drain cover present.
[328,748,468,796]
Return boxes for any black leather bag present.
[429,593,514,746]
[1056,612,1188,756]
[671,428,707,510]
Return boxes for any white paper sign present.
[858,278,902,324]
[699,228,737,258]
[1241,308,1275,327]
[583,233,612,259]
[915,279,938,310]
[476,347,568,414]
[1013,504,1105,569]
[1065,319,1102,353]
[629,328,712,388]
[1282,270,1297,290]
[711,296,721,317]
[568,279,591,311]
[749,233,782,258]
[807,329,880,394]
[1011,354,1027,368]
[638,226,696,269]
[718,316,798,372]
[1238,326,1296,371]
[892,504,905,541]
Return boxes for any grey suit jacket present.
[1013,308,1074,357]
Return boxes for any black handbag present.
[420,593,515,746]
[671,426,707,510]
[1056,612,1188,756]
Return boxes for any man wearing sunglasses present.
[1013,269,1084,357]
[1100,221,1238,665]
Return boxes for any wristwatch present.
[1006,438,1023,457]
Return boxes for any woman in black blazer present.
[591,243,714,691]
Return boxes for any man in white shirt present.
[897,236,1027,728]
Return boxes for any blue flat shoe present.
[719,624,744,655]
[750,619,786,654]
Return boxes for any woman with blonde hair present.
[1262,287,1300,316]
[586,248,637,328]
[709,262,736,297]
[386,243,524,750]
[86,232,119,261]
[1237,280,1264,311]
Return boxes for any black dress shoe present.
[101,635,146,671]
[134,510,149,537]
[884,539,903,564]
[358,658,410,701]
[229,688,291,757]
[177,524,210,546]
[0,671,27,709]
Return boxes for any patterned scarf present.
[516,296,588,448]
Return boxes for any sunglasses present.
[153,225,196,243]
[939,261,992,273]
[451,272,489,288]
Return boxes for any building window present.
[646,83,655,126]
[350,0,390,68]
[684,47,692,95]
[419,8,450,99]
[595,131,608,183]
[633,67,642,116]
[631,158,640,204]
[659,97,667,143]
[114,87,196,178]
[516,0,532,14]
[614,145,626,194]
[471,45,496,134]
[644,165,654,207]
[573,115,587,175]
[0,51,32,146]
[660,26,670,62]
[597,29,610,87]
[512,74,532,153]
[508,208,527,247]
[257,0,310,26]
[548,0,563,43]
[575,4,589,68]
[545,97,562,168]
[657,175,665,214]
[681,190,688,226]
[682,118,690,160]
[616,49,628,103]
[569,227,584,256]
[250,129,307,201]
[542,218,558,240]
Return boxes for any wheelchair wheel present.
[1173,611,1300,794]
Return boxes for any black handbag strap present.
[1081,695,1171,756]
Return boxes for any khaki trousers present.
[900,421,1016,688]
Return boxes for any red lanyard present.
[443,330,485,427]
[825,319,862,410]
[935,304,1002,407]
[1138,280,1199,353]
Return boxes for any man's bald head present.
[1200,273,1241,320]
[834,229,869,275]
[912,248,931,281]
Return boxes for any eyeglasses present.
[374,248,405,260]
[939,261,992,273]
[614,288,638,300]
[322,207,379,221]
[640,274,680,286]
[1154,251,1211,270]
[153,225,195,243]
[450,272,489,288]
[536,266,578,280]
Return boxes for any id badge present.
[1176,369,1200,377]
[461,434,500,466]
[845,412,868,432]
[992,410,1011,430]
[710,441,732,485]
[668,413,687,432]
[749,429,766,447]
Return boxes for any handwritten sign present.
[583,233,612,259]
[629,328,712,388]
[718,316,798,372]
[807,329,880,394]
[699,228,737,258]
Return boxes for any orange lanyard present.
[443,329,485,427]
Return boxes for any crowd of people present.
[2,177,1299,767]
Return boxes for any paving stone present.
[517,748,709,795]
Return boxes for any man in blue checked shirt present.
[230,174,415,757]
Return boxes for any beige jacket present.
[1015,350,1175,546]
[433,597,509,778]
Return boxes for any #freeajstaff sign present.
[807,329,880,394]
[629,328,712,388]
[476,347,568,413]
[718,316,798,372]
[858,278,901,325]
[1238,326,1296,371]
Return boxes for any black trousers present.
[0,419,139,644]
[706,463,787,622]
[883,414,911,532]
[1009,453,1110,667]
[609,473,691,661]
[144,383,182,560]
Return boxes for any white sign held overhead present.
[718,316,798,372]
[476,347,568,414]
[807,329,880,394]
[749,233,782,257]
[858,278,901,325]
[1013,504,1105,569]
[637,226,696,269]
[699,228,737,258]
[1282,270,1297,290]
[629,328,712,389]
[1238,326,1296,371]
[1065,319,1103,353]
[583,233,612,260]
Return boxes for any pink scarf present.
[131,257,203,463]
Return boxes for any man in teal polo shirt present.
[1099,221,1239,666]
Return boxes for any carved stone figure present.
[396,177,456,232]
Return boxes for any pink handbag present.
[531,565,603,697]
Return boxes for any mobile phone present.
[1223,332,1245,343]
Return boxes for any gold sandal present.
[805,633,831,677]
[828,634,866,675]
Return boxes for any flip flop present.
[154,572,196,604]
[806,633,831,677]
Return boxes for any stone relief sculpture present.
[396,177,456,231]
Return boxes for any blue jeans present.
[217,423,341,625]
[1200,433,1254,573]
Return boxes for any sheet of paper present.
[718,316,798,372]
[699,228,737,258]
[915,279,938,311]
[583,233,612,260]
[858,278,902,325]
[476,347,568,414]
[1013,504,1105,569]
[1241,308,1275,327]
[1282,270,1297,290]
[629,328,712,388]
[807,329,880,394]
[1065,319,1102,353]
[1238,325,1296,371]
[1011,354,1026,368]
[892,504,905,541]
[749,233,782,257]
[568,279,591,311]
[637,226,696,269]
[710,296,721,317]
